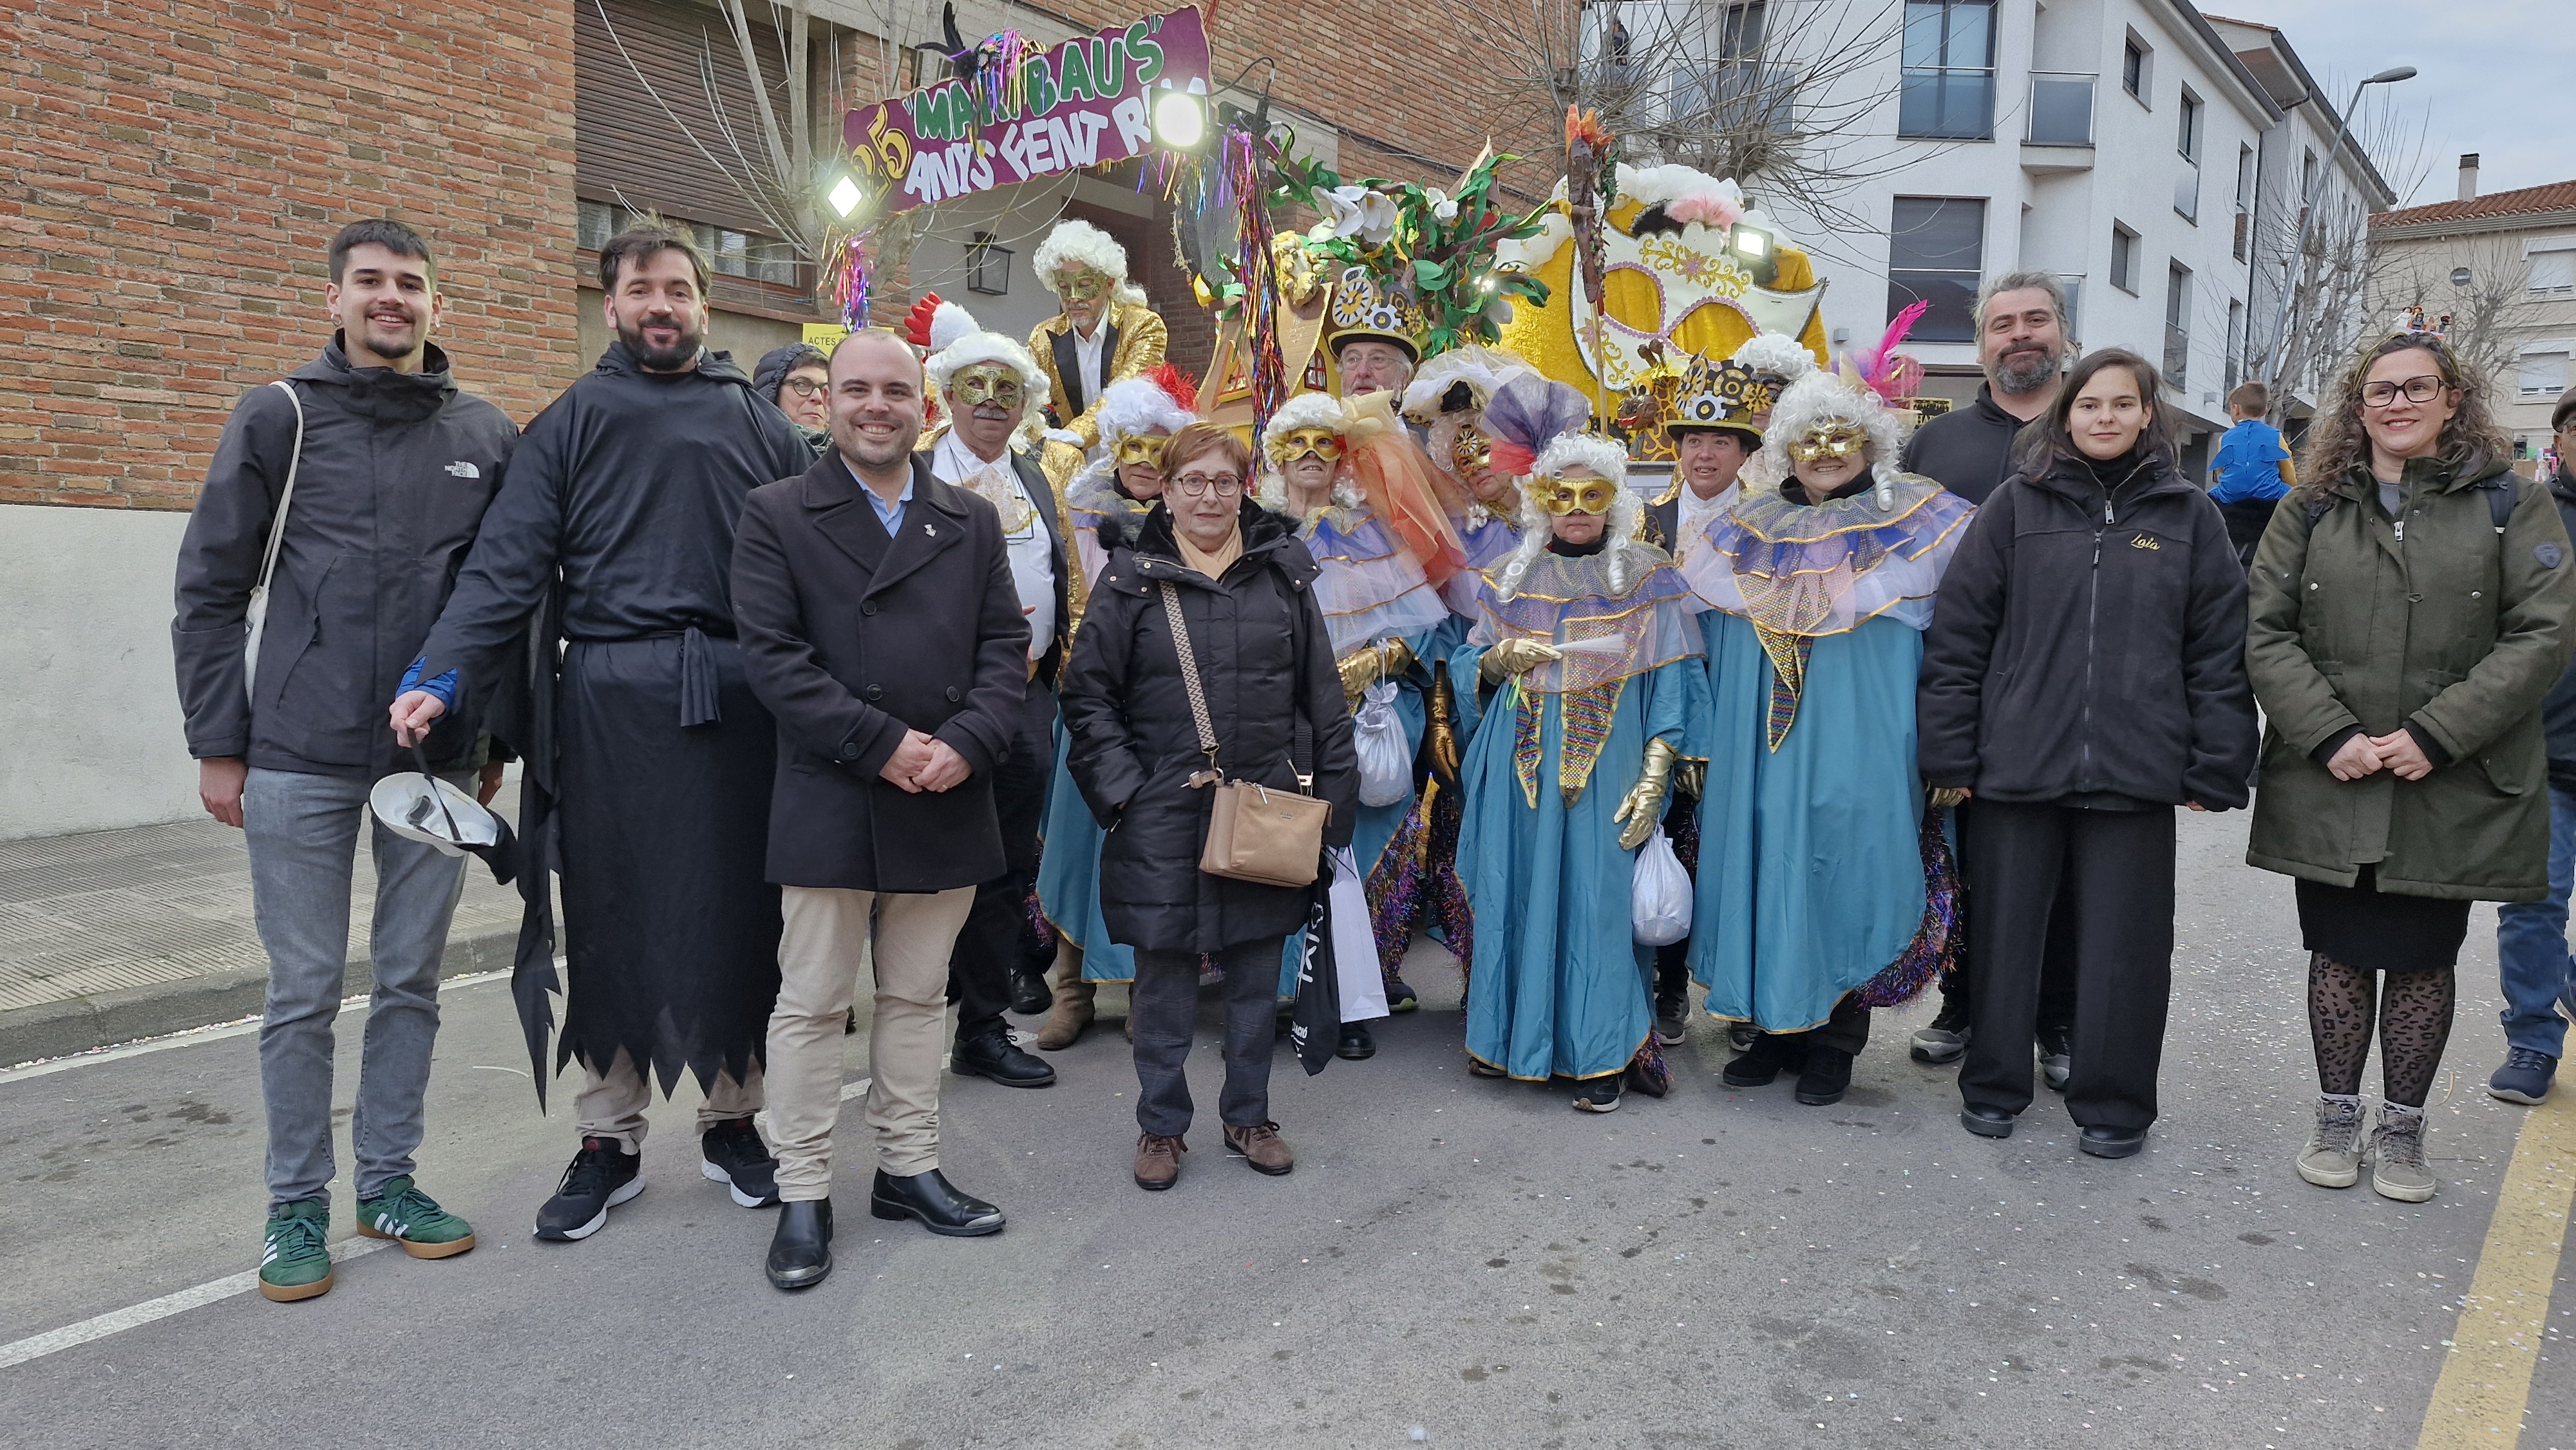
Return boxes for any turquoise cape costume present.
[1036,469,1154,982]
[1679,474,1973,1030]
[1448,542,1709,1080]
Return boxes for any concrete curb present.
[0,924,522,1068]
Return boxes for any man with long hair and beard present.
[391,221,817,1243]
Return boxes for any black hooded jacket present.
[1059,500,1360,954]
[1900,383,2029,505]
[414,343,815,699]
[173,336,517,777]
[1917,446,2258,809]
[2544,461,2576,789]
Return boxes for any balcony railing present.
[2027,71,2095,146]
[1900,66,1995,139]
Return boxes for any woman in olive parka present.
[2246,328,2575,1203]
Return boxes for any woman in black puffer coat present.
[1059,421,1358,1192]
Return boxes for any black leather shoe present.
[1960,1104,2016,1138]
[870,1168,1005,1237]
[1721,1032,1808,1088]
[1008,967,1054,1017]
[1338,1022,1376,1060]
[764,1200,833,1290]
[1794,1046,1854,1106]
[2079,1125,2148,1159]
[952,1029,1056,1088]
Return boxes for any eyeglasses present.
[2362,375,2447,409]
[781,377,827,399]
[1112,433,1168,469]
[1171,473,1244,498]
[1531,475,1618,516]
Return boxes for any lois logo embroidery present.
[2130,534,2159,551]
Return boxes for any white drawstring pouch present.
[1632,829,1692,946]
[1352,678,1412,808]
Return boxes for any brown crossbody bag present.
[1157,580,1328,889]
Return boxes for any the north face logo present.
[444,461,480,478]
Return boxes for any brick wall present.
[0,0,581,509]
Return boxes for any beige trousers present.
[768,883,976,1200]
[573,1048,765,1154]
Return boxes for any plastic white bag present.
[1631,828,1692,946]
[1328,847,1390,1022]
[1353,678,1412,808]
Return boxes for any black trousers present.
[1959,802,2176,1133]
[946,683,1054,1042]
[1756,990,1870,1054]
[1132,939,1283,1136]
[1943,800,2079,1034]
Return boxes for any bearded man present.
[390,221,816,1243]
[1027,220,1166,451]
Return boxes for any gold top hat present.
[1665,352,1773,438]
[1327,264,1426,359]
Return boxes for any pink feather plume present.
[1844,299,1929,403]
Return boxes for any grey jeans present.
[1131,939,1285,1138]
[243,766,468,1209]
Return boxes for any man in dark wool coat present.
[730,327,1032,1290]
[391,222,815,1241]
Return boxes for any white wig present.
[1033,219,1149,306]
[1731,331,1819,385]
[1739,372,1908,508]
[1255,392,1361,511]
[1094,373,1197,444]
[1491,435,1652,601]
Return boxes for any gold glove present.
[1674,758,1706,800]
[1615,739,1680,851]
[1426,672,1461,783]
[1927,786,1969,813]
[1338,638,1419,701]
[1479,637,1562,685]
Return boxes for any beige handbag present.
[1159,581,1328,889]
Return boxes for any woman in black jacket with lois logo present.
[1917,348,2259,1158]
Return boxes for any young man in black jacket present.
[1898,270,2084,1078]
[173,220,518,1301]
[2490,386,2576,1104]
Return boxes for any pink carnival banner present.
[842,7,1213,213]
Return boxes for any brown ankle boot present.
[1223,1121,1294,1176]
[1036,969,1095,1051]
[1134,1132,1185,1191]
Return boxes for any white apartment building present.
[1593,0,2398,469]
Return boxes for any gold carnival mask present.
[1055,266,1114,303]
[1112,432,1168,469]
[1786,422,1868,464]
[1450,420,1494,481]
[1266,428,1346,467]
[1531,474,1618,517]
[949,364,1025,411]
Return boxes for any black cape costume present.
[417,343,816,1103]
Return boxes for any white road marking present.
[0,1237,395,1370]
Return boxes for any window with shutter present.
[2528,250,2576,296]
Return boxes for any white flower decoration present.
[1325,184,1399,247]
[1425,186,1459,223]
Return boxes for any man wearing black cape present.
[392,222,815,1241]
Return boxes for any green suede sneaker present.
[355,1176,478,1259]
[260,1199,334,1302]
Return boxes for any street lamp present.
[2257,65,2416,411]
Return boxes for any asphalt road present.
[2,809,2568,1449]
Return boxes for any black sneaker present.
[1338,1022,1376,1060]
[535,1136,643,1241]
[1385,977,1420,1013]
[1653,995,1688,1047]
[2037,1024,2073,1094]
[1911,993,1971,1064]
[1572,1075,1624,1113]
[1721,1033,1808,1088]
[1795,1046,1855,1106]
[1726,1022,1759,1053]
[701,1116,781,1207]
